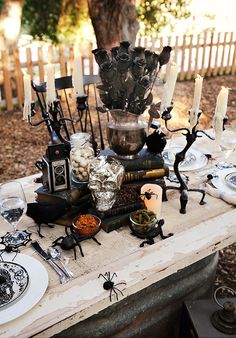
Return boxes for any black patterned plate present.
[0,261,29,309]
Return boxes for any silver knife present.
[31,240,69,284]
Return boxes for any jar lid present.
[70,133,91,146]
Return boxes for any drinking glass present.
[217,125,236,169]
[0,181,28,246]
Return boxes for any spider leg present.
[104,272,110,280]
[114,282,127,287]
[113,286,125,298]
[12,250,18,262]
[52,237,64,246]
[72,234,84,257]
[109,288,113,302]
[98,273,107,281]
[111,287,119,301]
[110,272,117,281]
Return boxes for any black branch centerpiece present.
[161,105,228,214]
[92,41,172,159]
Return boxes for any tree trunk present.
[88,0,139,50]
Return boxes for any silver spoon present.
[47,247,74,278]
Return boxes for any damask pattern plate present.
[163,146,208,171]
[0,253,48,325]
[211,167,236,194]
[0,261,29,309]
[225,171,236,190]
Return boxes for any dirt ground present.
[0,75,236,296]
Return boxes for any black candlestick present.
[161,105,215,214]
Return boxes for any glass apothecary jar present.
[70,133,95,183]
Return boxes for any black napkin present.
[27,202,70,237]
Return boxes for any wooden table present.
[1,131,236,338]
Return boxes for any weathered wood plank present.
[37,46,44,83]
[2,50,13,111]
[13,48,24,108]
[187,35,193,80]
[180,35,186,80]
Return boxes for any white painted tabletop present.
[1,130,236,338]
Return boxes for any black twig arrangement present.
[93,41,172,116]
[161,106,219,214]
[98,272,126,302]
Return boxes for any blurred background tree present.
[0,0,23,51]
[0,0,191,50]
[137,0,191,37]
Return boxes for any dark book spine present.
[122,159,164,171]
[92,200,145,219]
[102,212,131,233]
[123,166,169,183]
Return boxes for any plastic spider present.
[98,272,126,302]
[140,189,158,200]
[0,245,19,262]
[53,225,101,259]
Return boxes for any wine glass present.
[0,181,28,246]
[217,125,236,169]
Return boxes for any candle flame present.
[196,74,203,79]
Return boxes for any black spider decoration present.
[0,230,31,260]
[98,272,126,302]
[140,189,158,200]
[53,225,101,259]
[0,246,19,262]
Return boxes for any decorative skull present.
[88,156,124,212]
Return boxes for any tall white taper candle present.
[161,62,178,112]
[215,86,229,117]
[46,63,56,106]
[23,72,32,121]
[189,74,203,130]
[213,87,229,144]
[72,50,85,97]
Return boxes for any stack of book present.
[101,148,169,191]
[89,186,145,233]
[35,149,169,230]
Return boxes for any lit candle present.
[23,72,32,121]
[161,62,178,112]
[72,50,85,97]
[140,183,163,219]
[215,86,229,117]
[46,62,56,106]
[189,74,203,129]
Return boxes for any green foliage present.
[0,0,3,13]
[137,0,191,37]
[22,0,63,43]
[21,0,88,44]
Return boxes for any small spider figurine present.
[0,245,19,262]
[140,189,158,200]
[98,272,126,302]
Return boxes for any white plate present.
[0,261,29,309]
[163,146,208,171]
[211,167,236,194]
[225,172,236,190]
[0,253,48,325]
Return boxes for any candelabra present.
[161,105,217,214]
[29,96,87,153]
